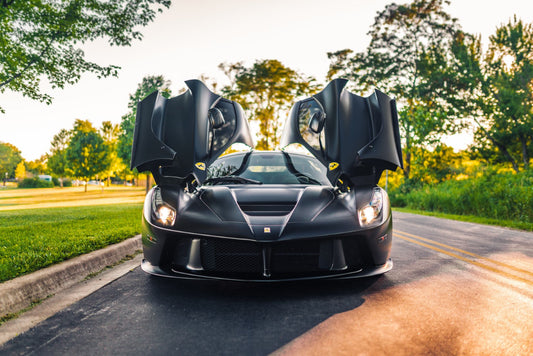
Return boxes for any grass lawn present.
[0,186,146,282]
[0,185,145,211]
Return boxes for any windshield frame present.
[205,151,331,186]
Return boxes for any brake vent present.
[238,202,296,216]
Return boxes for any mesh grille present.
[194,235,367,278]
[201,238,263,273]
[271,240,322,273]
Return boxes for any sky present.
[1,0,532,161]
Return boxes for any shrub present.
[17,178,54,188]
[396,170,532,223]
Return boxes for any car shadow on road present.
[142,273,381,355]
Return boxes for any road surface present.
[2,212,532,355]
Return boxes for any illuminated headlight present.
[358,187,383,226]
[152,187,176,226]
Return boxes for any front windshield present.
[206,152,330,185]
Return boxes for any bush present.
[396,170,532,223]
[52,177,73,187]
[17,178,54,188]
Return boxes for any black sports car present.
[131,78,403,281]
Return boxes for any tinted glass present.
[297,99,325,153]
[209,99,237,155]
[207,152,330,185]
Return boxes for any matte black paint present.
[280,78,403,186]
[130,79,401,281]
[140,153,393,281]
[130,80,253,185]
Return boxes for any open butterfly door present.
[280,78,403,187]
[130,80,254,185]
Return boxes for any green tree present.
[0,142,23,179]
[26,155,49,176]
[477,17,533,172]
[15,160,26,180]
[410,145,462,185]
[48,128,73,187]
[0,0,171,113]
[66,119,110,192]
[327,0,464,179]
[100,121,124,186]
[220,59,318,150]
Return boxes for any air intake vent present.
[238,202,296,216]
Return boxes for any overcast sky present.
[1,0,532,161]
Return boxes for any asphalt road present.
[2,212,532,355]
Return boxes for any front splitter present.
[141,259,392,282]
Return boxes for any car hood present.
[168,185,364,241]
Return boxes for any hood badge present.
[264,227,271,233]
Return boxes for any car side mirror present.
[308,111,325,134]
[208,108,225,129]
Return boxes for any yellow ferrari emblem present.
[195,162,206,170]
[329,162,339,170]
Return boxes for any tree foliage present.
[476,16,533,171]
[66,119,110,191]
[0,141,23,178]
[0,0,171,113]
[25,156,48,176]
[15,160,26,180]
[100,121,124,185]
[220,59,318,150]
[327,0,464,178]
[47,128,73,185]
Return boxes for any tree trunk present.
[473,117,520,173]
[403,149,411,179]
[145,173,151,193]
[520,134,530,170]
[498,144,519,173]
[84,181,88,192]
[403,124,411,180]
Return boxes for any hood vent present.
[238,202,296,216]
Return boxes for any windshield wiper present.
[204,175,263,185]
[293,173,322,185]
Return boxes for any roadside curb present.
[0,235,142,318]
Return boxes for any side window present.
[209,99,237,155]
[297,99,325,153]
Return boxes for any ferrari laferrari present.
[131,78,403,281]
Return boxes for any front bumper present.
[141,214,393,282]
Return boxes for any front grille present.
[201,238,263,273]
[182,235,369,279]
[271,240,322,273]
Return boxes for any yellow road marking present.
[394,232,533,286]
[396,230,533,277]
